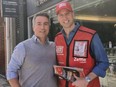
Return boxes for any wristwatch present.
[85,76,91,83]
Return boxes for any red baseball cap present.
[56,1,73,15]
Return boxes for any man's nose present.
[41,24,45,29]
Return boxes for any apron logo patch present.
[74,41,88,57]
[56,46,64,55]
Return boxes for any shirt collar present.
[61,22,80,35]
[32,35,49,45]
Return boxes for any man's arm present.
[91,33,109,77]
[8,78,21,87]
[6,43,25,87]
[72,72,97,87]
[72,33,109,87]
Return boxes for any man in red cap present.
[55,1,109,87]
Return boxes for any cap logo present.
[58,3,66,8]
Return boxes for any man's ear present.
[32,26,35,32]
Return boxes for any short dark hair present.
[32,13,50,27]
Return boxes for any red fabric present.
[55,26,100,87]
[56,1,73,14]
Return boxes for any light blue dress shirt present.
[6,35,49,79]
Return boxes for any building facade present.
[0,0,27,75]
[0,1,5,75]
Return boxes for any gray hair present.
[32,13,50,27]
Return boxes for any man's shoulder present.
[21,38,33,45]
[49,41,55,47]
[15,38,31,49]
[79,26,96,35]
[55,32,62,37]
[13,42,25,53]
